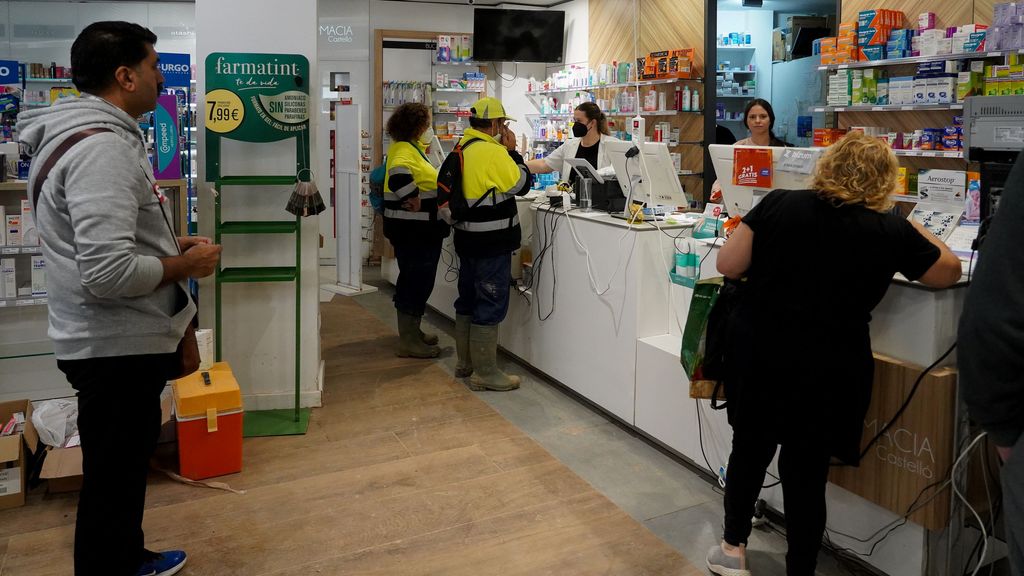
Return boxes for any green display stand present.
[206,53,312,436]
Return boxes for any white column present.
[195,0,322,410]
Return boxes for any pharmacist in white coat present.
[527,102,619,186]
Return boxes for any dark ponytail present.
[576,101,610,136]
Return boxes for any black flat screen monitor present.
[473,8,565,63]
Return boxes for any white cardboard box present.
[4,215,19,246]
[0,206,5,246]
[0,258,15,299]
[30,256,45,297]
[20,200,37,247]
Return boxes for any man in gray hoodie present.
[18,22,220,576]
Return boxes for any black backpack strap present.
[32,127,114,210]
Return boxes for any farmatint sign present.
[204,53,310,177]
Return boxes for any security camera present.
[468,0,475,5]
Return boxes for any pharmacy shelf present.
[813,103,964,112]
[607,110,703,116]
[717,46,756,51]
[677,170,704,177]
[717,69,757,74]
[0,181,27,191]
[893,149,964,159]
[433,88,485,93]
[0,297,48,309]
[818,48,1024,72]
[526,77,703,95]
[527,113,575,119]
[432,60,481,66]
[0,339,53,360]
[717,94,756,99]
[0,246,42,256]
[21,77,73,83]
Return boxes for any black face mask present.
[572,121,590,138]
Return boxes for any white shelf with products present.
[21,77,73,84]
[818,48,1024,72]
[716,94,755,99]
[0,297,47,308]
[432,60,480,67]
[433,88,484,93]
[0,246,42,256]
[526,77,703,96]
[717,69,757,74]
[717,45,756,51]
[894,149,964,159]
[813,103,964,113]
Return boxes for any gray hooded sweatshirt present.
[18,95,195,360]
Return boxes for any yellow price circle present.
[205,89,244,134]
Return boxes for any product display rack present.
[812,48,988,186]
[212,174,306,434]
[716,46,758,116]
[813,103,964,113]
[817,48,1024,72]
[525,76,704,96]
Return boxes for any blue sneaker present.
[135,549,187,576]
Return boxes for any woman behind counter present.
[711,98,789,201]
[526,102,619,184]
[705,131,962,576]
[382,103,449,359]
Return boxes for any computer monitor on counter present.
[606,140,689,210]
[709,145,820,217]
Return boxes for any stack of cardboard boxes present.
[637,49,695,80]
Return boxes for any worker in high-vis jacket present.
[383,102,449,358]
[445,97,533,391]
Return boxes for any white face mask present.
[418,127,434,145]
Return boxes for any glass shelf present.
[818,49,1024,72]
[0,339,54,360]
[0,246,42,256]
[526,77,703,95]
[813,103,964,112]
[893,149,964,159]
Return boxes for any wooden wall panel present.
[589,0,706,200]
[588,0,636,68]
[975,0,996,26]
[829,354,957,532]
[841,0,972,28]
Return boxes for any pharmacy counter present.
[382,204,971,576]
[385,200,692,423]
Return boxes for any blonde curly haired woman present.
[706,131,962,576]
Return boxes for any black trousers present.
[392,239,443,317]
[57,353,174,576]
[723,426,832,576]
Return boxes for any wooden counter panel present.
[829,353,957,531]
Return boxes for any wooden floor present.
[1,298,701,575]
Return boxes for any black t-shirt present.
[726,189,941,461]
[569,140,600,188]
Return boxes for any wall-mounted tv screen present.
[472,8,565,63]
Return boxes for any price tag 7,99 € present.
[205,89,244,134]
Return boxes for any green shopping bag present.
[681,277,725,402]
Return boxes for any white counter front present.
[382,201,971,576]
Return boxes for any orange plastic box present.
[173,362,243,480]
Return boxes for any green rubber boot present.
[454,314,473,378]
[467,324,520,392]
[396,311,440,358]
[418,317,439,346]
